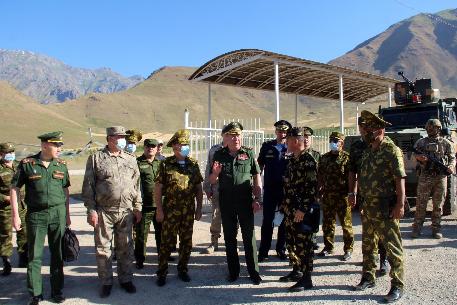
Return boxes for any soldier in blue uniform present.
[257,120,291,262]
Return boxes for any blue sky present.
[1,0,455,77]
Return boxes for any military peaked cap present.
[38,131,64,145]
[274,120,292,131]
[126,129,143,143]
[329,131,345,141]
[0,142,15,153]
[222,122,243,135]
[106,126,127,136]
[144,139,159,147]
[167,129,190,147]
[287,126,313,137]
[360,110,391,129]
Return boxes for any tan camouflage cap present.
[0,142,14,153]
[167,129,190,147]
[329,131,345,141]
[361,110,391,129]
[106,126,127,136]
[126,129,143,143]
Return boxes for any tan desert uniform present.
[82,142,142,286]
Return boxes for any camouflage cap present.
[106,126,127,136]
[144,139,159,147]
[126,129,143,143]
[287,126,313,137]
[0,142,14,153]
[426,118,442,128]
[358,116,366,126]
[274,120,292,131]
[329,131,345,141]
[38,131,64,145]
[167,129,190,147]
[360,110,391,129]
[222,122,244,135]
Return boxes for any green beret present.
[106,126,127,136]
[126,129,143,143]
[0,142,14,153]
[287,127,313,137]
[274,120,292,131]
[144,139,159,147]
[361,110,391,129]
[329,131,345,141]
[222,122,243,135]
[167,129,190,147]
[37,131,64,145]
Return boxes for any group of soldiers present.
[0,109,455,305]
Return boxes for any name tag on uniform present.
[52,171,65,179]
[140,165,150,169]
[29,175,42,180]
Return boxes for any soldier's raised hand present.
[212,161,222,175]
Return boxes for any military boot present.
[288,272,313,292]
[18,252,28,268]
[2,256,11,276]
[279,266,303,282]
[410,226,421,238]
[379,253,388,276]
[432,229,443,239]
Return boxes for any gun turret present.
[394,72,432,105]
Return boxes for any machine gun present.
[394,72,432,104]
[398,71,415,93]
[412,147,455,176]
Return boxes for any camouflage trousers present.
[414,175,447,231]
[284,216,314,273]
[209,191,222,240]
[94,208,134,285]
[321,193,354,252]
[157,204,195,277]
[361,200,404,289]
[134,208,162,263]
[0,201,27,257]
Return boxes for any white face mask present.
[125,143,136,153]
[329,142,339,151]
[179,145,190,157]
[116,138,127,150]
[3,152,15,162]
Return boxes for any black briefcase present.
[62,227,80,262]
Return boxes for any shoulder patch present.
[21,158,35,165]
[56,158,67,165]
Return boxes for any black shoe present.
[18,252,28,268]
[27,295,43,305]
[317,249,333,257]
[342,251,352,261]
[379,259,388,276]
[279,269,303,282]
[258,254,268,262]
[2,257,11,276]
[178,272,191,282]
[120,281,136,294]
[250,273,262,285]
[99,285,112,298]
[156,276,166,287]
[276,250,287,260]
[226,274,239,283]
[136,260,144,269]
[50,293,65,304]
[288,273,313,292]
[354,277,376,291]
[384,286,404,303]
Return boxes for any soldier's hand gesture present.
[293,210,305,223]
[390,203,404,219]
[12,214,22,231]
[212,161,222,175]
[87,211,98,227]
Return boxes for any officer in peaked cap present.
[360,110,391,129]
[125,129,143,154]
[166,129,190,147]
[209,121,263,285]
[10,131,71,304]
[257,120,291,262]
[0,142,28,276]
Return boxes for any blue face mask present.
[329,142,339,151]
[125,143,136,153]
[179,145,190,157]
[3,153,15,162]
[116,138,127,151]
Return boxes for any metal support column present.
[295,94,298,126]
[184,109,189,129]
[339,75,344,133]
[275,62,280,121]
[207,83,212,148]
[388,87,392,107]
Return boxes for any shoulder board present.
[187,157,198,164]
[124,151,136,157]
[241,146,253,151]
[21,158,35,165]
[56,158,67,165]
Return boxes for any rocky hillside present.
[330,9,457,97]
[0,49,144,103]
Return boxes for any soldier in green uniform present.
[317,132,353,260]
[279,127,319,292]
[10,132,71,305]
[354,110,406,304]
[134,138,162,269]
[0,142,27,275]
[155,129,203,286]
[209,122,263,285]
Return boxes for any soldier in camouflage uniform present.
[209,122,263,285]
[0,142,27,276]
[412,119,455,239]
[82,126,142,298]
[125,129,142,154]
[348,117,388,276]
[154,129,203,286]
[355,110,406,304]
[134,139,161,269]
[279,127,318,292]
[11,132,71,305]
[317,132,353,260]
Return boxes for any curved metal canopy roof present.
[189,49,398,103]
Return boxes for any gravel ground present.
[1,200,456,305]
